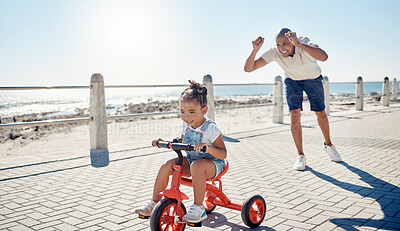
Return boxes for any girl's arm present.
[193,135,227,160]
[152,134,184,147]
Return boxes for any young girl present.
[135,80,227,223]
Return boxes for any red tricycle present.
[139,139,267,231]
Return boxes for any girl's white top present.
[181,119,222,146]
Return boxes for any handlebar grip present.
[157,141,170,149]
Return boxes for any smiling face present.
[180,99,208,129]
[276,36,295,57]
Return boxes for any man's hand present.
[244,36,268,72]
[285,32,300,46]
[252,36,264,51]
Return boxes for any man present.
[244,28,342,171]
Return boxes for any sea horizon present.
[0,82,392,119]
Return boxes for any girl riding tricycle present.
[135,80,266,230]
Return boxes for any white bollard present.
[392,78,398,100]
[382,77,390,106]
[323,76,330,116]
[355,76,363,111]
[203,74,215,121]
[273,75,283,123]
[90,73,109,167]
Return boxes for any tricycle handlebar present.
[156,141,207,153]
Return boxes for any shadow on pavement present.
[0,149,169,182]
[281,123,315,128]
[223,135,240,143]
[203,212,275,231]
[0,145,153,171]
[329,115,360,120]
[309,162,400,230]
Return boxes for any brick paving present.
[1,104,400,230]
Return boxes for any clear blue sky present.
[0,0,399,85]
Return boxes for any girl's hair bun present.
[180,80,208,107]
[188,80,207,95]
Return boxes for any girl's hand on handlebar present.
[152,138,164,148]
[194,143,208,152]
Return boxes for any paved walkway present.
[1,104,400,230]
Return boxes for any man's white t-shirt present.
[181,119,222,146]
[261,37,322,81]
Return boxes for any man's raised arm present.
[244,36,268,72]
[285,32,328,62]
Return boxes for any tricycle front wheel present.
[241,195,266,228]
[150,198,186,231]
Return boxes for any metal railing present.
[0,76,398,129]
[1,74,398,166]
[329,81,386,101]
[0,79,276,129]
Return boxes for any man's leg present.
[316,110,342,161]
[290,108,304,155]
[302,76,331,145]
[285,78,307,170]
[291,109,307,170]
[315,110,332,146]
[304,76,342,162]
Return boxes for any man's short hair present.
[276,28,292,39]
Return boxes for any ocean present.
[0,83,387,118]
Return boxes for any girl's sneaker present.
[293,155,306,171]
[182,204,207,223]
[135,200,157,216]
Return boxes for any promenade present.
[1,103,400,230]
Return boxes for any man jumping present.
[244,28,342,171]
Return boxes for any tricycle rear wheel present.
[150,198,186,231]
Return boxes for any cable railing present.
[0,83,273,91]
[0,75,398,130]
[328,81,389,101]
[0,81,276,129]
[1,74,398,167]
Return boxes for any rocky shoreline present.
[1,96,273,144]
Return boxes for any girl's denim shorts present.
[186,155,226,179]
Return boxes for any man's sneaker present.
[182,204,207,223]
[135,200,157,216]
[323,143,342,162]
[293,155,306,171]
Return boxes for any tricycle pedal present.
[187,222,202,227]
[138,214,150,219]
